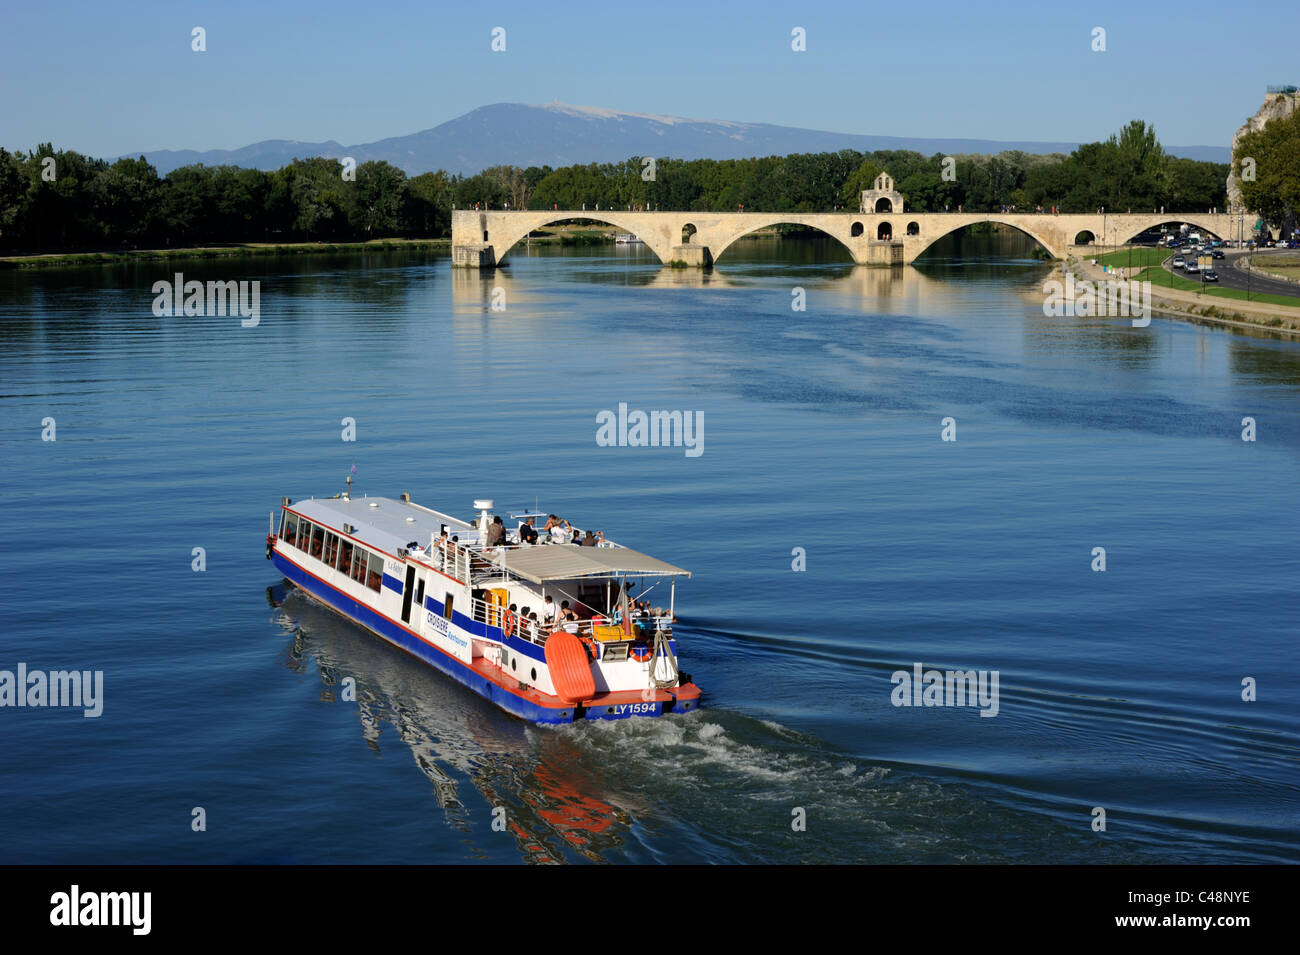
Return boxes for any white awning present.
[490,544,690,584]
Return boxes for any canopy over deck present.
[491,544,691,584]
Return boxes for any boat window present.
[415,577,425,609]
[339,540,353,575]
[323,531,339,568]
[351,547,368,584]
[284,514,299,547]
[366,552,384,592]
[309,523,324,560]
[443,592,454,621]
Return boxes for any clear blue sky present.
[2,0,1295,158]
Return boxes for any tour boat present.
[265,489,701,723]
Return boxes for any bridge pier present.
[670,244,712,268]
[452,243,496,268]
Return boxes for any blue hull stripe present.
[272,550,668,723]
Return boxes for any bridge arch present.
[485,212,677,265]
[707,217,857,264]
[908,216,1070,262]
[1113,216,1232,245]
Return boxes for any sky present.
[2,0,1296,159]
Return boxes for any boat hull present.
[271,550,700,724]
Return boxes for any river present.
[2,231,1296,863]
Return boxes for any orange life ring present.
[630,642,652,663]
[503,611,515,638]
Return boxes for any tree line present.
[0,121,1234,253]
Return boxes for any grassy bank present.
[1249,252,1300,283]
[0,238,450,269]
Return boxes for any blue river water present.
[1,233,1297,863]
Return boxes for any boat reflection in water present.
[266,584,644,863]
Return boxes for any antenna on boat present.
[344,462,356,500]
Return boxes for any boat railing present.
[465,593,670,647]
[405,539,472,583]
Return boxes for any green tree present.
[0,148,28,245]
[348,160,406,235]
[1236,108,1300,232]
[91,157,160,244]
[840,158,881,209]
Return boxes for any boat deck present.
[466,656,700,712]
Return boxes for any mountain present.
[123,102,1230,175]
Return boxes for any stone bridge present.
[451,208,1252,268]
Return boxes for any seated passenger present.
[581,530,604,547]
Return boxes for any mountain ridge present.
[120,102,1230,175]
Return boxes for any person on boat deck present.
[517,516,537,544]
[570,527,582,544]
[527,612,540,639]
[542,596,557,625]
[486,516,505,547]
[544,514,570,542]
[581,530,604,547]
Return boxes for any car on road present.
[1202,270,1219,282]
[1184,260,1199,273]
[1212,249,1225,259]
[1173,255,1185,266]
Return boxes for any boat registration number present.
[613,703,657,715]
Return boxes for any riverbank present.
[1057,254,1300,338]
[0,238,450,269]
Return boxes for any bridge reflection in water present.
[268,585,644,863]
